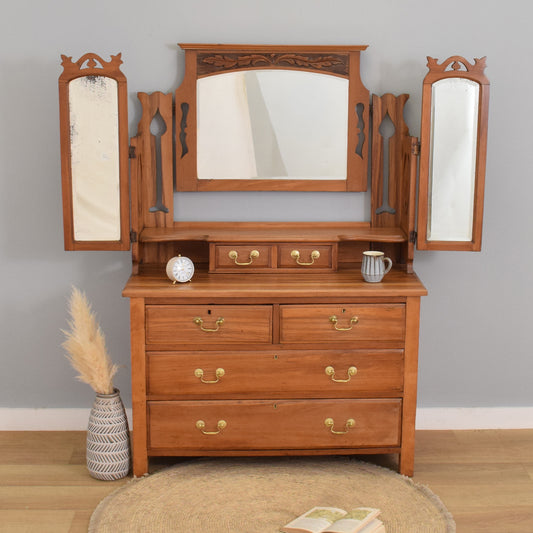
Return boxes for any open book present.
[280,506,385,533]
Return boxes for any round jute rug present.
[89,457,455,533]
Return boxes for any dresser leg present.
[130,298,149,478]
[400,296,420,477]
[132,447,149,477]
[399,448,414,477]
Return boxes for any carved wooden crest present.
[198,52,348,76]
[426,55,486,75]
[60,53,124,78]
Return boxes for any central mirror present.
[175,44,369,192]
[197,70,349,181]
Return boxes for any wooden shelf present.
[139,222,408,244]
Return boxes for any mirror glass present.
[69,75,121,241]
[197,70,348,180]
[428,78,479,241]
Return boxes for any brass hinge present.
[409,230,417,244]
[130,230,137,243]
[129,145,136,159]
[411,141,421,156]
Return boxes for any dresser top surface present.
[123,268,427,300]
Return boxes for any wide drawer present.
[280,304,405,344]
[145,305,273,346]
[147,350,404,398]
[148,399,401,450]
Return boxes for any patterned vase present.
[86,388,130,480]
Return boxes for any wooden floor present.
[0,430,532,532]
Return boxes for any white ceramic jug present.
[361,251,392,283]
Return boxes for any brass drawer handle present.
[193,317,224,332]
[228,249,260,265]
[324,417,356,435]
[196,419,227,435]
[329,315,359,331]
[325,365,357,383]
[291,249,320,265]
[194,367,225,384]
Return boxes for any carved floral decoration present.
[199,53,348,75]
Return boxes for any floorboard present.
[0,430,532,532]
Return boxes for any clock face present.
[166,255,195,283]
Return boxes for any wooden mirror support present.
[417,56,489,251]
[59,53,130,251]
[175,44,370,192]
[371,93,418,272]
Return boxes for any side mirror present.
[417,56,489,251]
[58,53,130,250]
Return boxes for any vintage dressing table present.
[58,44,489,476]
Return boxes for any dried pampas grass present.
[62,287,118,395]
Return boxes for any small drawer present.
[280,304,405,344]
[147,350,404,398]
[210,244,273,272]
[145,305,273,346]
[148,399,401,450]
[278,244,336,270]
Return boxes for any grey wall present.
[1,0,531,413]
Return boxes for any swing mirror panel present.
[59,53,130,251]
[175,44,370,192]
[417,56,489,251]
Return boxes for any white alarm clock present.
[166,255,195,283]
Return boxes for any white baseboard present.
[0,408,133,430]
[0,407,531,431]
[415,407,533,430]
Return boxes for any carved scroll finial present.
[60,54,73,67]
[426,55,487,75]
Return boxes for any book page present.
[323,508,381,533]
[281,507,347,533]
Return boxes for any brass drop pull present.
[194,368,225,384]
[196,419,227,435]
[329,315,359,331]
[228,249,259,265]
[325,366,358,383]
[193,317,224,332]
[291,249,320,265]
[324,417,356,435]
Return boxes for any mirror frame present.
[59,52,130,251]
[417,56,489,251]
[175,44,369,192]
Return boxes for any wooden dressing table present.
[59,45,489,477]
